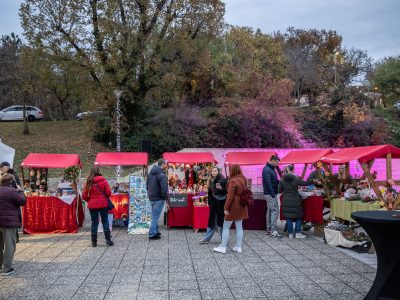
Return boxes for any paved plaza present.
[0,220,376,300]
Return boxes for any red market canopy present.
[320,144,400,164]
[224,151,277,166]
[94,152,148,166]
[279,149,334,165]
[21,153,82,169]
[163,152,217,164]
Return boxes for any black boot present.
[104,231,114,246]
[91,233,97,247]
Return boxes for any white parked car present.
[0,105,44,121]
[393,101,400,110]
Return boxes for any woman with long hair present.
[82,166,114,247]
[214,164,248,254]
[200,166,227,244]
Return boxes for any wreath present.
[64,166,81,181]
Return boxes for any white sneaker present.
[271,231,282,238]
[295,233,306,239]
[288,234,294,238]
[213,245,227,254]
[232,246,242,253]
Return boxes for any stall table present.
[23,196,84,234]
[279,195,324,224]
[192,205,210,230]
[330,198,380,222]
[167,194,194,228]
[352,211,400,300]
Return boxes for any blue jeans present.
[286,219,302,234]
[204,226,223,242]
[221,220,243,248]
[149,200,165,238]
[89,208,109,234]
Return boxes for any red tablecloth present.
[192,206,210,230]
[167,194,194,228]
[23,196,84,234]
[280,195,324,224]
[110,194,129,219]
[243,199,267,230]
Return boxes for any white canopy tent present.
[0,138,15,168]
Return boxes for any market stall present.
[94,152,148,226]
[279,149,334,227]
[163,152,217,229]
[20,153,84,234]
[320,144,400,221]
[224,151,277,230]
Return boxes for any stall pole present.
[386,153,392,180]
[301,164,308,180]
[369,159,375,169]
[345,162,350,179]
[361,162,385,203]
[114,89,123,177]
[20,166,25,186]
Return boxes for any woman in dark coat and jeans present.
[82,167,114,247]
[278,165,313,239]
[200,167,227,244]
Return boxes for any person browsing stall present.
[214,165,248,254]
[0,174,26,276]
[200,167,227,244]
[147,159,168,240]
[262,155,282,238]
[279,165,314,239]
[82,167,114,247]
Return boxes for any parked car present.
[75,110,106,120]
[393,100,400,110]
[0,105,43,121]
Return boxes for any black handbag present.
[94,183,115,210]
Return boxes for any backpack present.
[238,179,254,207]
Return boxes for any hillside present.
[0,120,119,177]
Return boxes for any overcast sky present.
[1,0,399,61]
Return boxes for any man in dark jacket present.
[0,174,26,275]
[262,155,281,238]
[146,159,168,240]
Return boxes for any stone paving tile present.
[104,292,138,300]
[230,286,266,298]
[136,290,169,300]
[261,284,296,298]
[332,292,365,299]
[170,289,202,300]
[200,287,235,300]
[169,279,199,290]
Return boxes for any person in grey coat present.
[278,165,314,239]
[146,159,168,240]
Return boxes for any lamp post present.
[114,89,123,177]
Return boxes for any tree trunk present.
[59,99,66,120]
[23,103,29,134]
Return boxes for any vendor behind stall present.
[334,165,353,192]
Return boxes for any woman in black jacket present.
[278,165,313,239]
[200,167,227,244]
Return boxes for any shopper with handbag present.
[214,165,248,254]
[279,165,313,239]
[200,167,227,244]
[82,166,114,247]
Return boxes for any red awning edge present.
[94,152,148,166]
[320,144,400,164]
[21,153,82,169]
[163,152,217,164]
[279,149,334,165]
[224,151,277,166]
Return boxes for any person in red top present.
[82,166,114,247]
